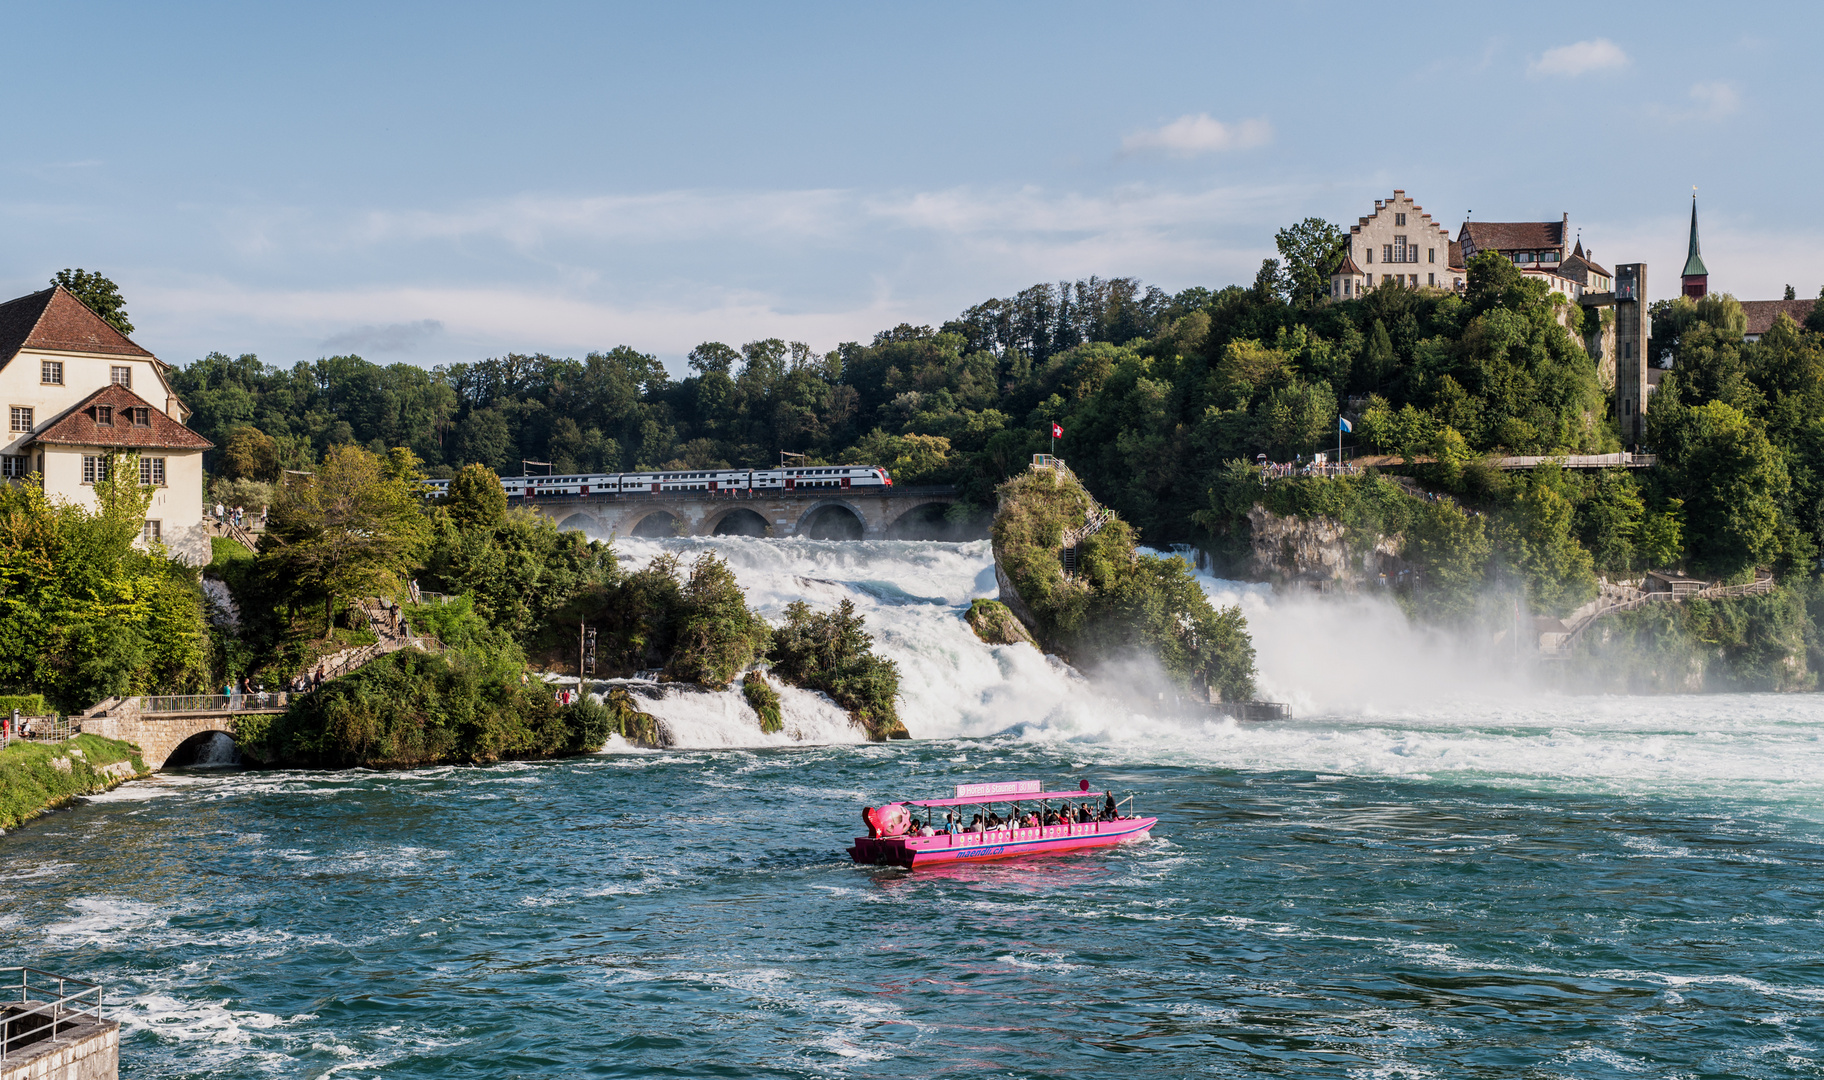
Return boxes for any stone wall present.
[0,1013,118,1080]
[1246,506,1402,588]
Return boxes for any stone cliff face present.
[1246,506,1402,589]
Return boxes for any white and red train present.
[423,464,893,499]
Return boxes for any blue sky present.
[3,1,1818,373]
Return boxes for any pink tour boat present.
[849,779,1156,868]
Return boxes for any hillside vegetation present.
[993,465,1256,703]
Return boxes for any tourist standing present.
[214,500,226,522]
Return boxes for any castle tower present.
[1681,192,1708,299]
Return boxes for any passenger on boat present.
[968,813,984,832]
[1043,809,1060,826]
[1103,792,1118,820]
[986,812,1002,828]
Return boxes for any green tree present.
[1504,470,1597,615]
[52,269,133,335]
[1400,498,1492,621]
[1654,397,1788,579]
[219,426,280,482]
[769,599,904,739]
[1274,218,1347,309]
[262,444,434,626]
[1575,471,1646,574]
[663,554,771,688]
[445,463,507,531]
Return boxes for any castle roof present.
[1740,299,1817,336]
[1460,219,1567,253]
[0,286,156,367]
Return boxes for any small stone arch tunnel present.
[536,492,988,541]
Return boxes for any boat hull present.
[848,817,1156,868]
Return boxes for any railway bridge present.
[520,484,974,541]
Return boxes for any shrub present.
[742,673,783,733]
[663,554,772,688]
[768,600,906,740]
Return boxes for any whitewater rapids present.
[605,536,1824,803]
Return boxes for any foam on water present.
[609,535,1824,801]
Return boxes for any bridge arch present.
[163,729,242,768]
[627,509,685,537]
[886,501,962,541]
[797,501,866,540]
[705,507,769,537]
[556,511,603,535]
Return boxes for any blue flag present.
[1338,417,1353,433]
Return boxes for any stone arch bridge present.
[82,695,286,769]
[522,485,975,541]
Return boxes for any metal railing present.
[0,967,102,1061]
[140,692,289,714]
[2,714,73,748]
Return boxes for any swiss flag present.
[1050,422,1063,439]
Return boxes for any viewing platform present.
[0,967,116,1080]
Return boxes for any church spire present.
[1681,189,1709,298]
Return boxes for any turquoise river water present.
[4,538,1823,1077]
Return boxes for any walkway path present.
[1545,573,1776,656]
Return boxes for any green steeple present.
[1682,194,1708,277]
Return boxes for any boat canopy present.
[898,789,1108,809]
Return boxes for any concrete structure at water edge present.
[0,968,117,1080]
[519,484,974,541]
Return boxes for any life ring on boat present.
[870,803,911,838]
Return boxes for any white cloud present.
[1687,80,1741,118]
[1528,38,1629,78]
[1120,114,1272,157]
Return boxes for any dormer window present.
[96,405,113,426]
[132,407,150,427]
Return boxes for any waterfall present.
[604,679,866,749]
[188,732,242,768]
[200,577,242,632]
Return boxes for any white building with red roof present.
[0,285,212,564]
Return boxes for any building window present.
[9,407,32,433]
[96,405,113,426]
[132,407,150,426]
[41,361,63,385]
[139,457,166,486]
[1395,212,1406,226]
[1365,247,1373,264]
[143,520,161,543]
[1428,273,1436,286]
[0,455,26,479]
[1428,248,1436,263]
[82,455,111,484]
[111,366,132,387]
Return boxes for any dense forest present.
[172,225,1824,600]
